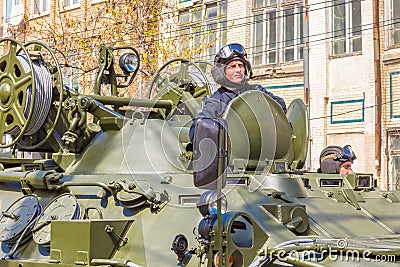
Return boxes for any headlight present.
[119,53,139,73]
[197,190,227,217]
[171,234,188,261]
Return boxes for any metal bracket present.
[105,225,128,249]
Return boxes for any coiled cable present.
[7,54,53,136]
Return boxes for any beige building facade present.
[177,0,400,190]
[381,0,400,190]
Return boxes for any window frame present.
[389,0,400,46]
[330,0,362,56]
[63,65,80,91]
[388,131,400,190]
[251,0,304,67]
[178,1,227,60]
[5,0,21,23]
[31,0,50,18]
[60,0,80,12]
[282,3,303,62]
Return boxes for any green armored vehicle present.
[0,38,399,267]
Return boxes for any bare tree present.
[6,0,223,97]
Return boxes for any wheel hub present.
[0,81,12,106]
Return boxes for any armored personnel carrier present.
[0,37,399,267]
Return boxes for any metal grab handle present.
[61,181,116,195]
[1,212,20,221]
[84,207,103,219]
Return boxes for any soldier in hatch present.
[189,43,286,143]
[318,145,357,174]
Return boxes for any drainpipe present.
[303,0,311,170]
[303,0,309,107]
[373,0,382,184]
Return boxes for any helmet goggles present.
[336,145,357,162]
[214,43,247,64]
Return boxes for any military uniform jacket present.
[189,84,287,142]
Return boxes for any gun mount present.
[0,37,399,267]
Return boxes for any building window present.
[64,66,79,91]
[5,0,25,28]
[389,132,400,190]
[61,0,80,11]
[331,0,362,56]
[31,0,50,17]
[178,1,227,60]
[391,0,400,45]
[64,52,79,91]
[252,0,303,66]
[5,0,18,23]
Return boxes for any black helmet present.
[211,43,253,90]
[319,145,357,174]
[213,43,253,78]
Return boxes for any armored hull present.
[0,38,399,267]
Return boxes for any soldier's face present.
[225,60,245,83]
[339,161,353,174]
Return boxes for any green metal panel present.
[50,220,133,265]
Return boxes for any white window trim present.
[178,1,227,60]
[178,0,195,9]
[251,1,303,66]
[60,0,80,12]
[31,0,50,18]
[388,131,400,190]
[281,4,303,62]
[330,0,362,55]
[384,0,391,48]
[252,10,279,65]
[3,1,12,37]
[387,0,400,47]
[4,0,17,23]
